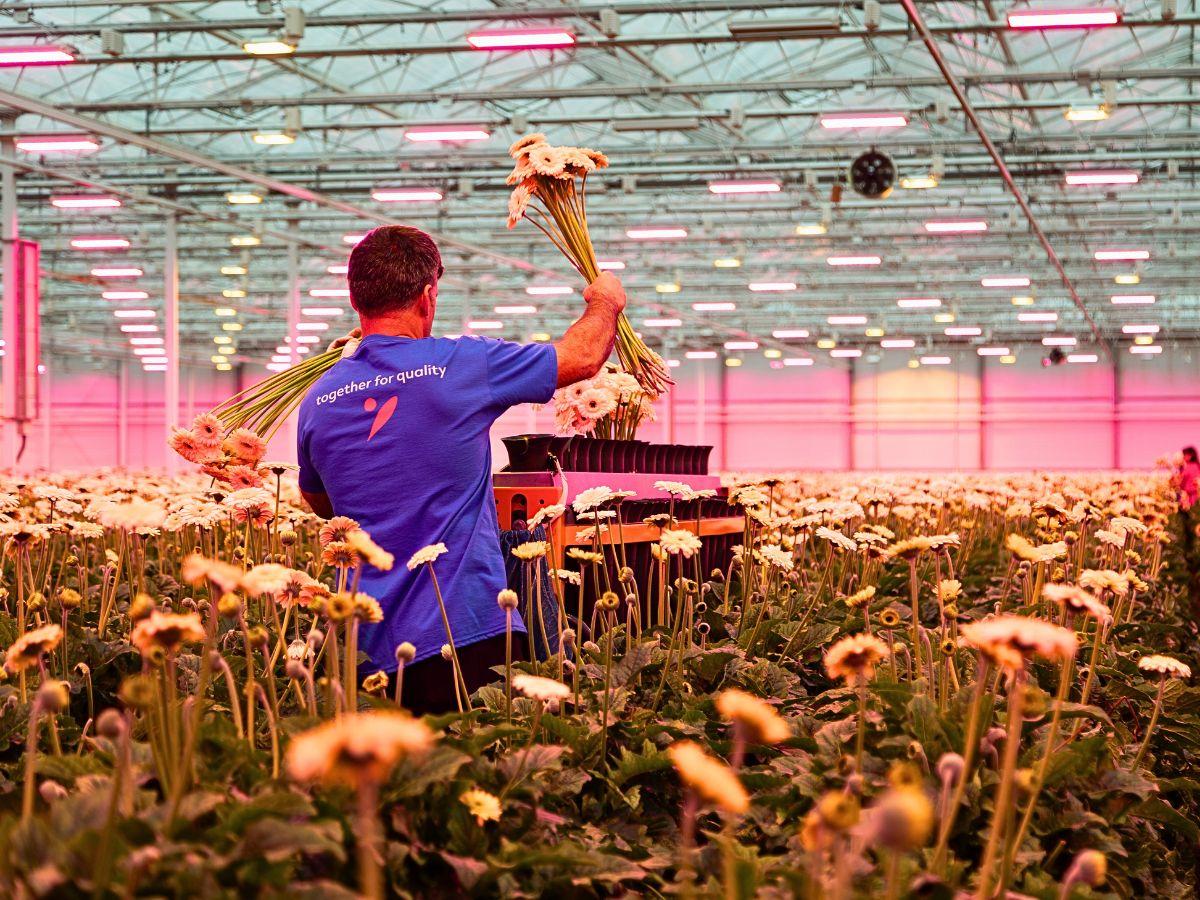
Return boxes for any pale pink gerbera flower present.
[223,428,267,465]
[577,388,617,421]
[527,144,566,177]
[508,132,547,158]
[232,504,274,527]
[507,180,536,229]
[131,611,205,656]
[286,711,435,789]
[224,465,265,491]
[319,515,361,546]
[168,428,208,463]
[190,413,224,447]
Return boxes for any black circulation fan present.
[849,149,896,200]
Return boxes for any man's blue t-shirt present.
[297,334,558,670]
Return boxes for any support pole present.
[117,359,128,468]
[1112,353,1121,469]
[1,131,18,471]
[164,211,180,474]
[979,354,987,471]
[285,234,301,461]
[846,360,856,471]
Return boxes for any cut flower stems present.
[0,464,1196,897]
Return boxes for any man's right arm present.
[554,272,626,387]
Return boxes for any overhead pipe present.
[897,0,1110,358]
[57,66,1200,113]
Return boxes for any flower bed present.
[0,468,1196,897]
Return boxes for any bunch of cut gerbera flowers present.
[552,363,656,440]
[506,133,672,395]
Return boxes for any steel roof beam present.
[41,19,1200,68]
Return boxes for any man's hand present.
[326,327,362,359]
[583,272,626,315]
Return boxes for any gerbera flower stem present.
[355,780,385,900]
[1001,655,1073,893]
[975,673,1026,900]
[933,659,990,874]
[855,675,868,772]
[426,565,471,710]
[1130,674,1167,770]
[907,558,923,675]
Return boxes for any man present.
[297,224,625,714]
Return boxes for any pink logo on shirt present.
[363,396,398,441]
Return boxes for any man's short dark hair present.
[348,225,443,317]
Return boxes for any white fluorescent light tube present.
[302,307,344,316]
[828,315,868,325]
[820,114,908,130]
[783,357,814,366]
[112,309,155,319]
[921,356,952,365]
[525,285,573,296]
[944,326,982,336]
[772,329,809,339]
[467,320,503,330]
[309,288,350,298]
[1007,8,1121,29]
[897,297,941,308]
[880,339,915,349]
[404,128,490,142]
[120,324,158,333]
[494,305,538,314]
[626,227,687,239]
[1121,324,1160,334]
[977,347,1010,356]
[1094,249,1150,261]
[1017,312,1058,322]
[826,255,881,266]
[1065,169,1139,186]
[92,266,143,277]
[1067,354,1099,363]
[982,276,1030,287]
[748,281,796,292]
[643,318,682,327]
[924,220,988,233]
[371,188,444,202]
[694,302,737,312]
[685,350,718,360]
[1110,295,1155,305]
[1042,336,1077,346]
[724,340,758,350]
[709,180,781,194]
[830,348,862,358]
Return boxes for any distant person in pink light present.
[1176,446,1200,510]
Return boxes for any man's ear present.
[422,283,437,315]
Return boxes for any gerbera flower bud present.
[440,644,453,661]
[1063,849,1107,888]
[362,670,389,695]
[1019,684,1050,720]
[597,591,620,611]
[39,780,69,804]
[878,608,902,629]
[618,567,634,583]
[872,787,934,850]
[63,554,79,567]
[119,674,156,710]
[57,588,82,610]
[936,752,965,786]
[279,530,298,546]
[285,659,308,680]
[217,592,242,617]
[1014,767,1037,794]
[246,626,269,648]
[815,790,860,830]
[696,622,710,636]
[37,679,70,713]
[496,589,519,611]
[889,761,923,790]
[96,708,126,740]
